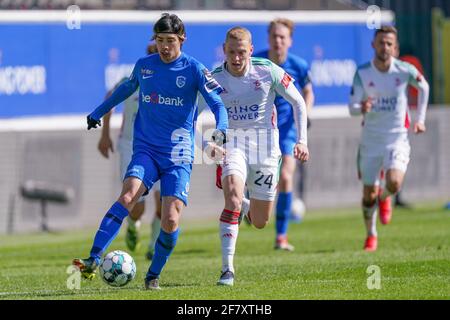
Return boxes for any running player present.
[97,44,163,258]
[212,27,309,286]
[72,13,228,290]
[349,26,429,251]
[255,18,314,251]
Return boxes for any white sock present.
[127,216,141,231]
[149,216,161,251]
[363,204,377,237]
[219,221,239,273]
[241,197,250,217]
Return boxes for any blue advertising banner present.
[0,14,385,118]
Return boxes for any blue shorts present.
[278,120,297,156]
[124,150,192,206]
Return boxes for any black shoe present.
[217,270,234,286]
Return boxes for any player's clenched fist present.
[413,122,426,134]
[361,97,373,114]
[294,143,309,163]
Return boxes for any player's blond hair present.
[268,18,294,37]
[225,27,252,43]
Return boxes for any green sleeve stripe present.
[251,57,272,66]
[395,60,420,85]
[211,66,223,74]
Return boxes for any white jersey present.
[114,77,139,142]
[211,57,308,146]
[349,58,429,138]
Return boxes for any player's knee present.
[118,193,136,209]
[386,180,401,194]
[362,193,377,207]
[162,216,178,232]
[279,168,293,184]
[225,194,242,212]
[253,219,268,229]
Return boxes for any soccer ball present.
[291,198,306,221]
[99,250,136,287]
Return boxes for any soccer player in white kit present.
[213,27,309,286]
[349,26,429,251]
[98,44,162,259]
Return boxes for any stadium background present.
[0,0,449,234]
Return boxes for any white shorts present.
[117,137,160,200]
[358,133,410,186]
[221,129,281,201]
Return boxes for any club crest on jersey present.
[176,76,186,88]
[254,80,262,90]
[281,72,293,89]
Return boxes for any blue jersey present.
[254,50,311,126]
[90,52,228,167]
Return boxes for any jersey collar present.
[223,59,252,78]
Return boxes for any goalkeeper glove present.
[87,115,101,130]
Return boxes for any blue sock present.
[276,192,292,236]
[146,228,179,280]
[90,202,129,261]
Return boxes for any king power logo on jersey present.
[142,92,184,107]
[372,96,398,112]
[227,104,260,121]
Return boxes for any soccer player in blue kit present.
[255,18,314,251]
[72,13,228,290]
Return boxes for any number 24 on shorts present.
[254,171,274,188]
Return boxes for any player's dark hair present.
[152,13,186,41]
[374,26,398,39]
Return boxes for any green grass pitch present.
[0,203,449,300]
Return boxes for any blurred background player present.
[73,13,228,290]
[254,18,314,251]
[97,43,163,260]
[213,27,309,286]
[349,26,429,252]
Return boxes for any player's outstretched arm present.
[273,65,308,151]
[87,63,140,130]
[88,79,138,130]
[276,77,309,162]
[410,71,430,134]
